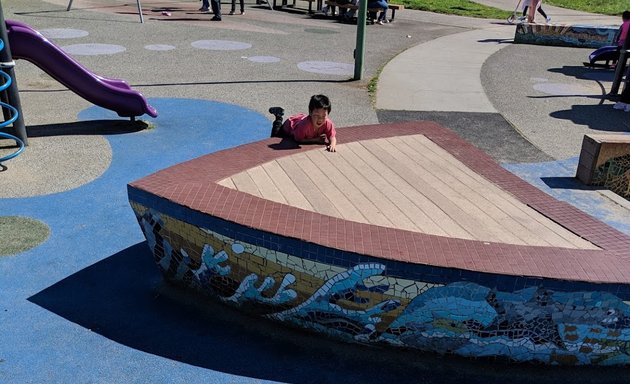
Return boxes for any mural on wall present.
[592,153,630,200]
[514,24,617,48]
[133,205,630,365]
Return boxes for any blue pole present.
[0,0,27,145]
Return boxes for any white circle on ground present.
[145,44,176,51]
[61,43,126,56]
[40,28,89,39]
[191,40,252,51]
[247,56,281,63]
[532,82,592,96]
[297,61,353,76]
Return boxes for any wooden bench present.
[323,0,403,22]
[576,134,630,200]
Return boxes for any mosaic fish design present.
[135,208,630,365]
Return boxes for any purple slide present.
[6,19,157,118]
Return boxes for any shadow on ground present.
[550,104,630,132]
[26,120,149,137]
[28,242,629,384]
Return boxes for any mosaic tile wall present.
[130,200,630,366]
[592,153,630,200]
[514,24,618,48]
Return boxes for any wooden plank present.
[260,161,314,211]
[370,137,524,244]
[306,148,393,227]
[275,154,341,218]
[247,166,287,205]
[402,135,575,247]
[300,150,369,223]
[229,171,262,198]
[342,141,456,237]
[406,135,595,248]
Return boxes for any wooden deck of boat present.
[219,134,596,249]
[128,121,630,284]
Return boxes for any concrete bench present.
[514,24,618,49]
[324,0,403,22]
[576,134,630,200]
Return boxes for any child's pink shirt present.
[619,21,629,47]
[282,113,336,142]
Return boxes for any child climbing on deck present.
[270,94,337,152]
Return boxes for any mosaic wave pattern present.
[130,205,630,365]
[514,24,617,48]
[592,153,630,200]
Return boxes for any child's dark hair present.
[309,94,332,114]
[624,10,630,21]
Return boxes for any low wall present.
[577,134,630,200]
[514,24,618,48]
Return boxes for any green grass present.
[0,216,50,256]
[545,0,627,16]
[394,0,627,19]
[395,0,511,19]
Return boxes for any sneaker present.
[269,107,284,118]
[211,15,222,21]
[240,11,245,15]
[613,102,627,110]
[376,20,384,25]
[199,6,209,11]
[546,16,551,23]
[229,10,235,14]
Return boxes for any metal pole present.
[353,0,367,80]
[68,0,144,23]
[0,0,27,145]
[610,37,630,95]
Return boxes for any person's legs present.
[527,0,540,22]
[230,0,236,13]
[210,0,222,19]
[200,0,210,11]
[240,0,245,13]
[269,107,285,137]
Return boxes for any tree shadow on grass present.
[28,242,629,384]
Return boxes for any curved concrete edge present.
[376,26,513,112]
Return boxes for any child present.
[613,10,630,48]
[518,0,550,23]
[270,94,337,152]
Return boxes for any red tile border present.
[129,121,630,284]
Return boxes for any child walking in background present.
[270,94,337,152]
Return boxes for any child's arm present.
[327,136,337,152]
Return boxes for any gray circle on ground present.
[247,56,281,63]
[532,82,592,96]
[297,61,353,76]
[62,43,126,55]
[0,135,112,198]
[40,28,89,39]
[191,40,252,50]
[145,44,176,51]
[0,216,50,256]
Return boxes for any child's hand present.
[326,143,336,152]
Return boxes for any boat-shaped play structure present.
[128,121,630,365]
